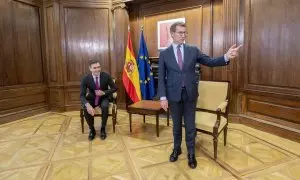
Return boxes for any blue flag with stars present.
[137,30,155,100]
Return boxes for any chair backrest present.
[196,81,229,112]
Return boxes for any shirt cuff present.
[224,54,230,62]
[85,103,90,107]
[160,96,167,100]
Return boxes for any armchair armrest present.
[216,100,228,113]
[112,92,117,104]
[213,100,228,132]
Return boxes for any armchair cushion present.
[195,111,227,133]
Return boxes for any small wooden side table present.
[127,100,169,137]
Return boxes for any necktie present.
[177,45,185,87]
[177,45,183,70]
[95,76,100,106]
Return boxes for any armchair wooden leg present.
[80,109,84,134]
[112,114,116,133]
[213,135,218,160]
[143,115,145,123]
[112,106,116,133]
[224,126,228,146]
[129,113,132,133]
[115,109,117,124]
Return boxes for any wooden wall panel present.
[212,0,225,81]
[220,0,239,114]
[0,0,17,86]
[0,93,46,111]
[48,88,64,110]
[246,95,300,124]
[44,1,65,111]
[242,0,300,95]
[45,6,57,83]
[201,2,213,80]
[12,0,44,84]
[0,0,44,86]
[237,0,300,141]
[65,88,82,111]
[113,6,129,109]
[0,0,47,123]
[63,7,110,84]
[247,0,300,89]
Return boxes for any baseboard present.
[0,105,48,124]
[49,105,65,112]
[228,114,240,123]
[118,102,127,110]
[64,104,82,111]
[238,114,300,143]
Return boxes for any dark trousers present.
[83,97,109,131]
[169,87,197,155]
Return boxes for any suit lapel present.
[167,45,181,71]
[99,72,104,89]
[89,74,96,90]
[183,44,190,70]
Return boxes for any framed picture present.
[157,18,185,50]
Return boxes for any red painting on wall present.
[157,18,185,50]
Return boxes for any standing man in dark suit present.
[158,22,241,168]
[80,60,117,141]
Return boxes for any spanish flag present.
[122,29,141,103]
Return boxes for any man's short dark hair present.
[170,21,186,33]
[88,59,100,67]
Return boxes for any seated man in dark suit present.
[80,60,117,141]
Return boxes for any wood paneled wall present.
[237,0,300,141]
[0,0,47,124]
[44,0,114,111]
[0,0,299,142]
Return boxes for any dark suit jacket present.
[157,44,228,102]
[80,72,118,106]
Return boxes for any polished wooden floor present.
[0,110,300,180]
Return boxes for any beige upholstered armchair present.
[195,80,230,160]
[80,79,117,133]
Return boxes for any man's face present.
[89,62,101,76]
[171,25,187,44]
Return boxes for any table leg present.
[129,113,132,133]
[156,114,159,137]
[143,114,146,123]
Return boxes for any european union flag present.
[137,30,155,100]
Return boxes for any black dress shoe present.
[88,130,96,141]
[100,128,106,140]
[187,154,197,169]
[169,149,182,162]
